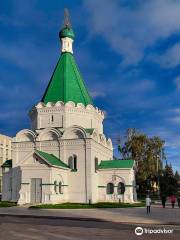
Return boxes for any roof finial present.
[63,8,71,28]
[59,9,75,53]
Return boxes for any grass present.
[30,202,145,209]
[0,201,17,207]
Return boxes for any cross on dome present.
[59,9,75,53]
[63,8,71,28]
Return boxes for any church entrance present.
[30,178,42,203]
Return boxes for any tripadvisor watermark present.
[135,226,174,236]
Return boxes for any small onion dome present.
[59,26,75,40]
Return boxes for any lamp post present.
[157,155,160,198]
[147,178,151,195]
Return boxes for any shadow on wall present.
[2,166,22,202]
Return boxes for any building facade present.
[2,15,137,205]
[0,134,12,194]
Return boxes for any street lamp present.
[156,155,160,198]
[146,178,151,195]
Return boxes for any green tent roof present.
[1,159,12,168]
[35,150,69,169]
[41,52,93,106]
[98,159,135,169]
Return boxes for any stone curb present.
[0,213,180,226]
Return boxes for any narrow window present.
[73,155,77,170]
[106,183,114,194]
[59,182,62,194]
[54,181,57,193]
[95,158,98,173]
[117,182,125,195]
[51,115,54,122]
[69,155,77,171]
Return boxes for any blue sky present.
[0,0,180,172]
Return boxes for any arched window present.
[59,182,62,194]
[117,182,125,195]
[95,158,98,173]
[68,155,77,171]
[54,181,57,193]
[106,183,114,194]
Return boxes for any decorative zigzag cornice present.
[30,101,105,119]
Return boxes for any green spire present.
[41,9,93,106]
[41,52,93,106]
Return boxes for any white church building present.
[2,14,137,205]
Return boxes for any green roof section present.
[98,159,135,169]
[41,52,93,106]
[59,26,75,40]
[35,150,69,169]
[1,159,12,168]
[85,128,95,135]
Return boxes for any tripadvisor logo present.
[135,227,143,235]
[135,227,173,235]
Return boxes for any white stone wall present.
[0,134,12,193]
[90,140,113,203]
[2,161,70,205]
[29,102,104,134]
[63,139,87,203]
[98,169,136,203]
[2,168,12,201]
[2,99,137,205]
[50,168,69,203]
[18,165,51,204]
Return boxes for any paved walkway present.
[0,205,180,225]
[1,216,179,240]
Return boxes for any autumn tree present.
[118,128,166,194]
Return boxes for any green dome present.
[59,26,75,40]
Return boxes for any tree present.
[164,163,174,178]
[160,164,178,196]
[174,170,180,181]
[118,128,166,194]
[174,171,180,196]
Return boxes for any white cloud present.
[173,108,180,113]
[174,76,180,90]
[152,43,180,68]
[84,0,180,66]
[0,38,59,96]
[109,78,155,95]
[169,116,180,123]
[167,107,180,125]
[0,40,54,72]
[130,79,155,92]
[90,90,105,98]
[0,110,24,121]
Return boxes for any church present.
[1,13,137,205]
